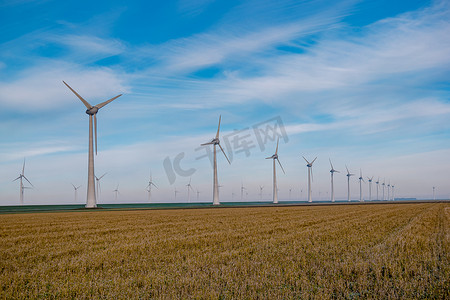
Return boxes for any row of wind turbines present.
[14,82,399,207]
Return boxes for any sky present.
[0,0,449,205]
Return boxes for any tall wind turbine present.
[266,138,285,204]
[13,159,33,205]
[95,173,107,200]
[200,115,231,205]
[329,159,339,202]
[303,156,317,203]
[186,177,194,203]
[71,184,81,202]
[146,173,158,202]
[367,176,374,201]
[375,177,380,200]
[346,165,355,202]
[358,169,365,202]
[63,81,122,208]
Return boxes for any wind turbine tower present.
[241,182,246,201]
[376,178,380,200]
[382,180,386,200]
[358,169,365,202]
[63,81,122,208]
[329,159,339,202]
[433,186,435,200]
[266,138,285,204]
[303,156,317,203]
[200,115,231,205]
[346,165,355,202]
[391,184,395,201]
[113,184,120,201]
[259,186,264,201]
[13,159,33,205]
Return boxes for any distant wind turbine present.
[289,188,292,201]
[391,184,395,201]
[241,182,246,201]
[200,115,231,205]
[186,177,194,203]
[95,173,107,200]
[259,185,264,201]
[174,187,179,201]
[63,81,122,208]
[113,184,120,201]
[196,189,200,202]
[367,176,374,201]
[358,169,365,202]
[71,184,81,202]
[13,159,33,205]
[382,180,386,200]
[387,181,391,201]
[432,186,435,200]
[329,159,339,202]
[303,156,317,203]
[346,165,355,202]
[375,177,380,200]
[266,138,285,204]
[146,173,158,202]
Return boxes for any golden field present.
[0,203,448,299]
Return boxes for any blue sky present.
[0,0,449,205]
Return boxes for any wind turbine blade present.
[201,141,214,146]
[99,173,107,180]
[13,176,21,182]
[346,165,349,174]
[265,156,272,159]
[152,182,158,189]
[215,115,221,139]
[311,157,317,165]
[96,94,122,109]
[22,158,25,175]
[302,156,309,164]
[71,183,76,189]
[94,114,98,155]
[277,158,286,174]
[23,175,33,187]
[275,138,279,155]
[77,186,81,189]
[62,81,92,109]
[218,143,231,164]
[329,158,333,170]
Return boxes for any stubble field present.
[0,202,448,299]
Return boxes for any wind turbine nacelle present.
[86,107,99,115]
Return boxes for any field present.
[0,203,448,299]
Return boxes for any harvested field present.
[0,203,448,298]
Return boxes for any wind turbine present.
[266,138,285,204]
[387,181,391,201]
[63,81,122,208]
[174,187,179,201]
[95,173,107,200]
[303,156,317,203]
[113,184,120,201]
[259,185,264,201]
[382,180,386,200]
[391,184,395,201]
[375,177,380,200]
[240,182,246,201]
[432,186,435,200]
[367,176,374,201]
[146,173,158,202]
[71,184,81,202]
[186,177,194,203]
[13,159,33,205]
[196,189,200,202]
[329,159,339,202]
[289,188,292,201]
[358,169,365,202]
[346,165,355,202]
[200,115,231,205]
